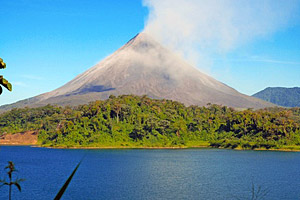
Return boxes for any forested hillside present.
[253,87,300,107]
[1,95,300,149]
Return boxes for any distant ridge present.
[253,87,300,107]
[0,33,274,111]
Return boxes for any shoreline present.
[33,145,300,152]
[0,143,36,146]
[2,143,300,152]
[42,145,208,150]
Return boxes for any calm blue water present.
[0,146,300,200]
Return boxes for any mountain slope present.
[253,87,300,107]
[1,33,274,110]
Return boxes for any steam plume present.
[143,0,299,72]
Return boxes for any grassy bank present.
[38,140,300,152]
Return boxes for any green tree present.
[0,58,12,95]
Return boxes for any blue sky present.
[1,0,300,106]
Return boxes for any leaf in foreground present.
[53,160,82,200]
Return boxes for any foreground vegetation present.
[1,95,300,150]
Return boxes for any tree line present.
[1,95,300,149]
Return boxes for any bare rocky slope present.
[0,33,274,110]
[0,131,38,145]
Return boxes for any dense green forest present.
[253,87,300,107]
[1,95,300,150]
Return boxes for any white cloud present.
[250,57,300,65]
[216,56,300,66]
[20,74,44,80]
[12,81,28,87]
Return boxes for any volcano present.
[1,33,274,110]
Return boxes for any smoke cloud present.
[143,0,299,72]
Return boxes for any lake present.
[0,146,300,200]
